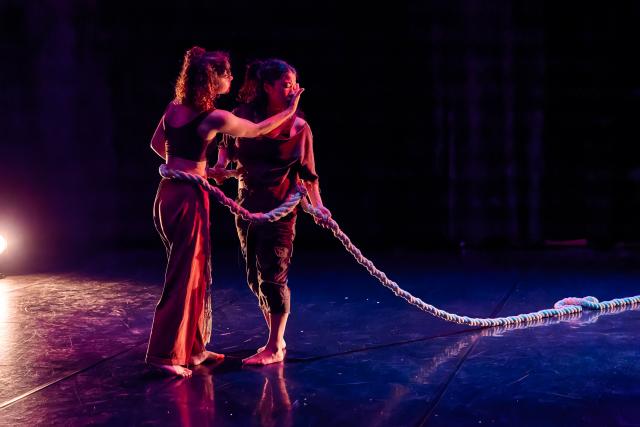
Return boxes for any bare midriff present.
[166,156,206,177]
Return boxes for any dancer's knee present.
[259,281,291,314]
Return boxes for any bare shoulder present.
[163,101,177,117]
[207,109,232,118]
[165,102,199,124]
[204,109,233,126]
[166,100,191,114]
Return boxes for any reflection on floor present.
[0,249,638,426]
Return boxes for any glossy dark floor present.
[0,248,638,426]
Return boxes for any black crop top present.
[164,110,211,162]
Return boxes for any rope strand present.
[159,164,306,223]
[160,165,640,327]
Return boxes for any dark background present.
[1,0,640,273]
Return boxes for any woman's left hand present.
[313,205,332,223]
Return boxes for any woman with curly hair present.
[213,59,331,365]
[147,47,304,377]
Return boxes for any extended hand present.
[288,85,305,112]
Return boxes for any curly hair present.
[237,58,297,115]
[174,47,230,111]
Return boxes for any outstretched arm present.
[198,87,304,140]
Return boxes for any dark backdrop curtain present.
[3,0,640,270]
[428,1,545,247]
[400,0,640,248]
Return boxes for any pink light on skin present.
[0,236,6,255]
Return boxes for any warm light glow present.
[0,235,6,254]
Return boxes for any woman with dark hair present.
[147,48,304,377]
[213,59,331,365]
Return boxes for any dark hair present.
[174,46,230,111]
[237,58,297,114]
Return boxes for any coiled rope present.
[160,165,640,327]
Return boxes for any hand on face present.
[288,84,304,112]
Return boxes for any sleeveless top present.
[163,110,212,162]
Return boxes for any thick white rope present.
[159,164,305,223]
[160,166,640,327]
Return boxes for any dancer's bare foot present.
[243,346,285,365]
[257,340,286,353]
[148,362,192,378]
[190,350,225,366]
[250,312,289,365]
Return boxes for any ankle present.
[265,342,285,353]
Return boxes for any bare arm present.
[304,180,324,209]
[299,123,331,218]
[150,115,167,159]
[198,87,304,140]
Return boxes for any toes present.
[148,363,193,378]
[242,356,263,365]
[242,352,284,366]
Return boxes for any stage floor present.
[0,248,638,426]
